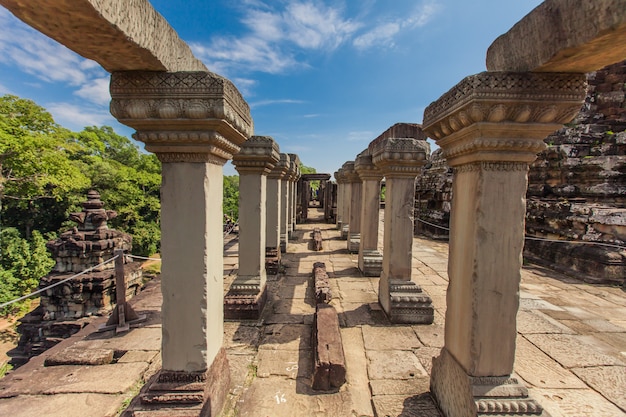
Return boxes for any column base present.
[381,280,434,324]
[280,233,288,253]
[224,278,267,320]
[341,224,349,240]
[348,233,360,253]
[265,247,281,275]
[336,220,342,230]
[358,250,382,276]
[431,348,549,417]
[125,348,230,417]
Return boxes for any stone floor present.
[0,207,624,417]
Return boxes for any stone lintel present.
[354,152,383,181]
[370,137,430,177]
[423,72,587,166]
[431,348,549,417]
[486,0,626,73]
[110,71,253,164]
[233,136,280,174]
[133,347,230,417]
[342,161,358,182]
[386,280,434,324]
[268,153,291,179]
[0,0,206,72]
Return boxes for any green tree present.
[0,227,54,315]
[299,162,320,194]
[223,175,239,222]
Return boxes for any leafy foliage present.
[223,175,239,221]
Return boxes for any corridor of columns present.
[0,1,625,416]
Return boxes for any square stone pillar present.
[343,161,362,253]
[371,137,434,324]
[340,161,353,240]
[423,71,587,417]
[355,150,383,276]
[287,153,300,236]
[265,153,290,274]
[110,71,253,416]
[225,136,280,320]
[334,169,345,230]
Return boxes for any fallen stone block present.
[313,262,332,304]
[312,304,346,391]
[44,346,114,366]
[312,228,323,251]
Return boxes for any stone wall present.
[414,61,626,284]
[525,60,626,283]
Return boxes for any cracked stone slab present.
[514,336,586,389]
[223,323,261,353]
[367,350,428,380]
[525,334,625,368]
[413,347,441,376]
[412,324,445,348]
[571,366,626,412]
[531,388,625,417]
[257,344,312,379]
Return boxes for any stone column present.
[344,161,362,253]
[110,71,252,416]
[288,154,300,235]
[280,163,291,253]
[334,169,344,230]
[340,161,353,240]
[265,153,290,274]
[422,71,587,417]
[371,137,434,324]
[355,150,383,276]
[225,136,280,320]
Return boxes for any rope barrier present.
[415,217,625,251]
[0,256,120,309]
[127,254,162,262]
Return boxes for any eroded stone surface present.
[0,393,124,417]
[259,324,311,351]
[367,350,428,380]
[371,393,443,417]
[486,0,626,73]
[571,366,626,412]
[525,333,625,368]
[532,388,625,417]
[257,349,311,379]
[516,310,575,334]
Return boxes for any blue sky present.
[0,0,542,176]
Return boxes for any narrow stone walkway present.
[0,208,624,417]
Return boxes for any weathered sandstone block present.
[312,304,346,391]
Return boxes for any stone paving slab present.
[371,393,443,417]
[370,378,430,396]
[531,388,625,417]
[0,362,148,397]
[340,327,375,417]
[524,333,626,368]
[514,336,586,389]
[0,393,125,417]
[235,377,354,417]
[366,350,428,380]
[362,325,423,351]
[223,323,261,353]
[257,349,311,379]
[516,310,575,334]
[412,324,445,348]
[81,327,162,351]
[259,324,312,351]
[571,366,626,412]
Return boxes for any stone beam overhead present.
[110,71,253,163]
[486,0,626,73]
[0,0,206,72]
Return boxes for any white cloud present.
[347,130,375,141]
[0,82,13,95]
[249,99,306,108]
[192,1,360,75]
[303,114,320,118]
[353,22,400,50]
[74,77,110,106]
[46,102,113,130]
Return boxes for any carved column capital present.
[287,153,301,182]
[422,71,587,166]
[335,168,347,184]
[370,137,429,177]
[354,150,382,181]
[233,136,280,174]
[110,71,253,165]
[342,161,360,183]
[268,153,291,179]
